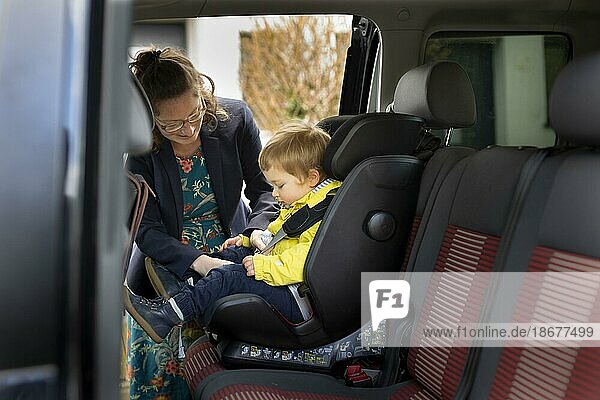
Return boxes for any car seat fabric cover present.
[471,53,600,400]
[204,107,426,348]
[401,146,474,271]
[196,369,426,400]
[405,146,536,399]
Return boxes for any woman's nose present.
[181,121,196,136]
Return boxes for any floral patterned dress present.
[126,145,226,400]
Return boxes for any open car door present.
[339,16,380,114]
[0,0,152,399]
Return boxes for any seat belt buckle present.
[344,364,372,387]
[297,283,310,298]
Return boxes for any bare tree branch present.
[240,16,350,132]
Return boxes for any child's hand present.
[219,235,243,251]
[242,255,255,277]
[250,229,268,251]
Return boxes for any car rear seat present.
[191,52,600,400]
[182,61,478,388]
[188,57,600,399]
[183,61,533,396]
[468,52,600,400]
[401,145,544,399]
[194,158,535,398]
[389,61,477,271]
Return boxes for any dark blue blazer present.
[126,98,277,296]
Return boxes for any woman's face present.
[154,90,205,148]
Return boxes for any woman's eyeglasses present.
[155,97,206,133]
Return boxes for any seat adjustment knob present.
[364,212,396,241]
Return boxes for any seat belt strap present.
[260,186,337,255]
[282,192,335,236]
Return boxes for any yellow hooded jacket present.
[241,179,341,286]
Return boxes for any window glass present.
[424,34,570,149]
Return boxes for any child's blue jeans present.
[179,246,304,324]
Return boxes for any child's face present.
[263,166,320,207]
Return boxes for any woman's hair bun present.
[131,48,162,76]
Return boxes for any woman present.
[126,47,277,399]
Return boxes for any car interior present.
[1,0,600,399]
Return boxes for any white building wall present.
[185,18,256,100]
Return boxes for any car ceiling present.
[133,0,600,56]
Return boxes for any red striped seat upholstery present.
[408,226,499,398]
[184,340,225,394]
[488,247,600,400]
[210,384,360,400]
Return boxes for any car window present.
[424,34,570,149]
[131,15,353,141]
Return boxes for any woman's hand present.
[191,254,229,276]
[219,235,243,251]
[250,230,268,251]
[242,256,255,276]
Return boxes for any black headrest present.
[321,113,424,180]
[392,61,476,129]
[317,115,355,135]
[549,53,600,147]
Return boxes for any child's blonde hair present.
[259,120,331,181]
